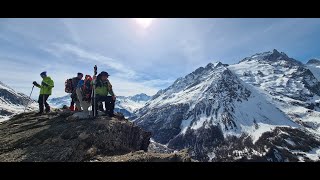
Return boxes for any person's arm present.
[33,81,41,88]
[107,80,116,99]
[42,78,54,88]
[51,79,54,88]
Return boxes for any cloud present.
[42,43,137,79]
[141,79,175,89]
[0,58,76,99]
[40,42,174,97]
[108,77,160,96]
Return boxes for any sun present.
[133,18,155,29]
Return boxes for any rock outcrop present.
[95,149,192,162]
[0,110,190,162]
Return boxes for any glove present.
[41,82,49,87]
[33,81,39,86]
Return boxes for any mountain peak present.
[206,61,225,69]
[272,48,280,54]
[307,58,320,65]
[130,93,151,102]
[132,93,148,97]
[239,49,302,66]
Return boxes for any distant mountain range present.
[48,93,151,117]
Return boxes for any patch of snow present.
[180,116,193,134]
[284,138,296,146]
[304,147,320,161]
[207,152,216,161]
[0,115,10,123]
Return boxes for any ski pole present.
[24,85,35,113]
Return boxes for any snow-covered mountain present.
[307,58,320,66]
[47,95,70,108]
[133,50,320,162]
[48,93,151,117]
[116,93,151,116]
[229,49,320,131]
[0,81,37,122]
[306,58,320,81]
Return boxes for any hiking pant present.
[38,94,50,113]
[70,93,75,106]
[76,88,90,112]
[94,95,115,116]
[71,90,81,110]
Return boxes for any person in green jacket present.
[93,71,116,117]
[33,71,54,115]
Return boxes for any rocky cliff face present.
[0,110,190,162]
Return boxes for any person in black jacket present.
[69,72,83,111]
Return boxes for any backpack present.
[65,78,73,93]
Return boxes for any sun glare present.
[133,18,155,29]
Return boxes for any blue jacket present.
[77,80,84,89]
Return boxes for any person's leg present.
[38,94,44,113]
[75,100,81,111]
[81,91,91,112]
[105,96,115,117]
[104,96,111,115]
[98,102,104,111]
[44,94,50,113]
[110,97,115,116]
[94,95,102,116]
[82,101,90,112]
[70,93,75,111]
[76,88,84,111]
[72,92,80,111]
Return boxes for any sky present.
[0,18,320,99]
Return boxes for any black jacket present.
[72,77,81,92]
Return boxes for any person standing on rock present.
[92,71,116,117]
[69,72,83,111]
[33,71,54,115]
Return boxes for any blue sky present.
[0,18,320,99]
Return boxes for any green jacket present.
[35,76,54,95]
[94,79,115,96]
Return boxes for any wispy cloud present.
[141,79,175,89]
[42,43,137,79]
[40,42,172,96]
